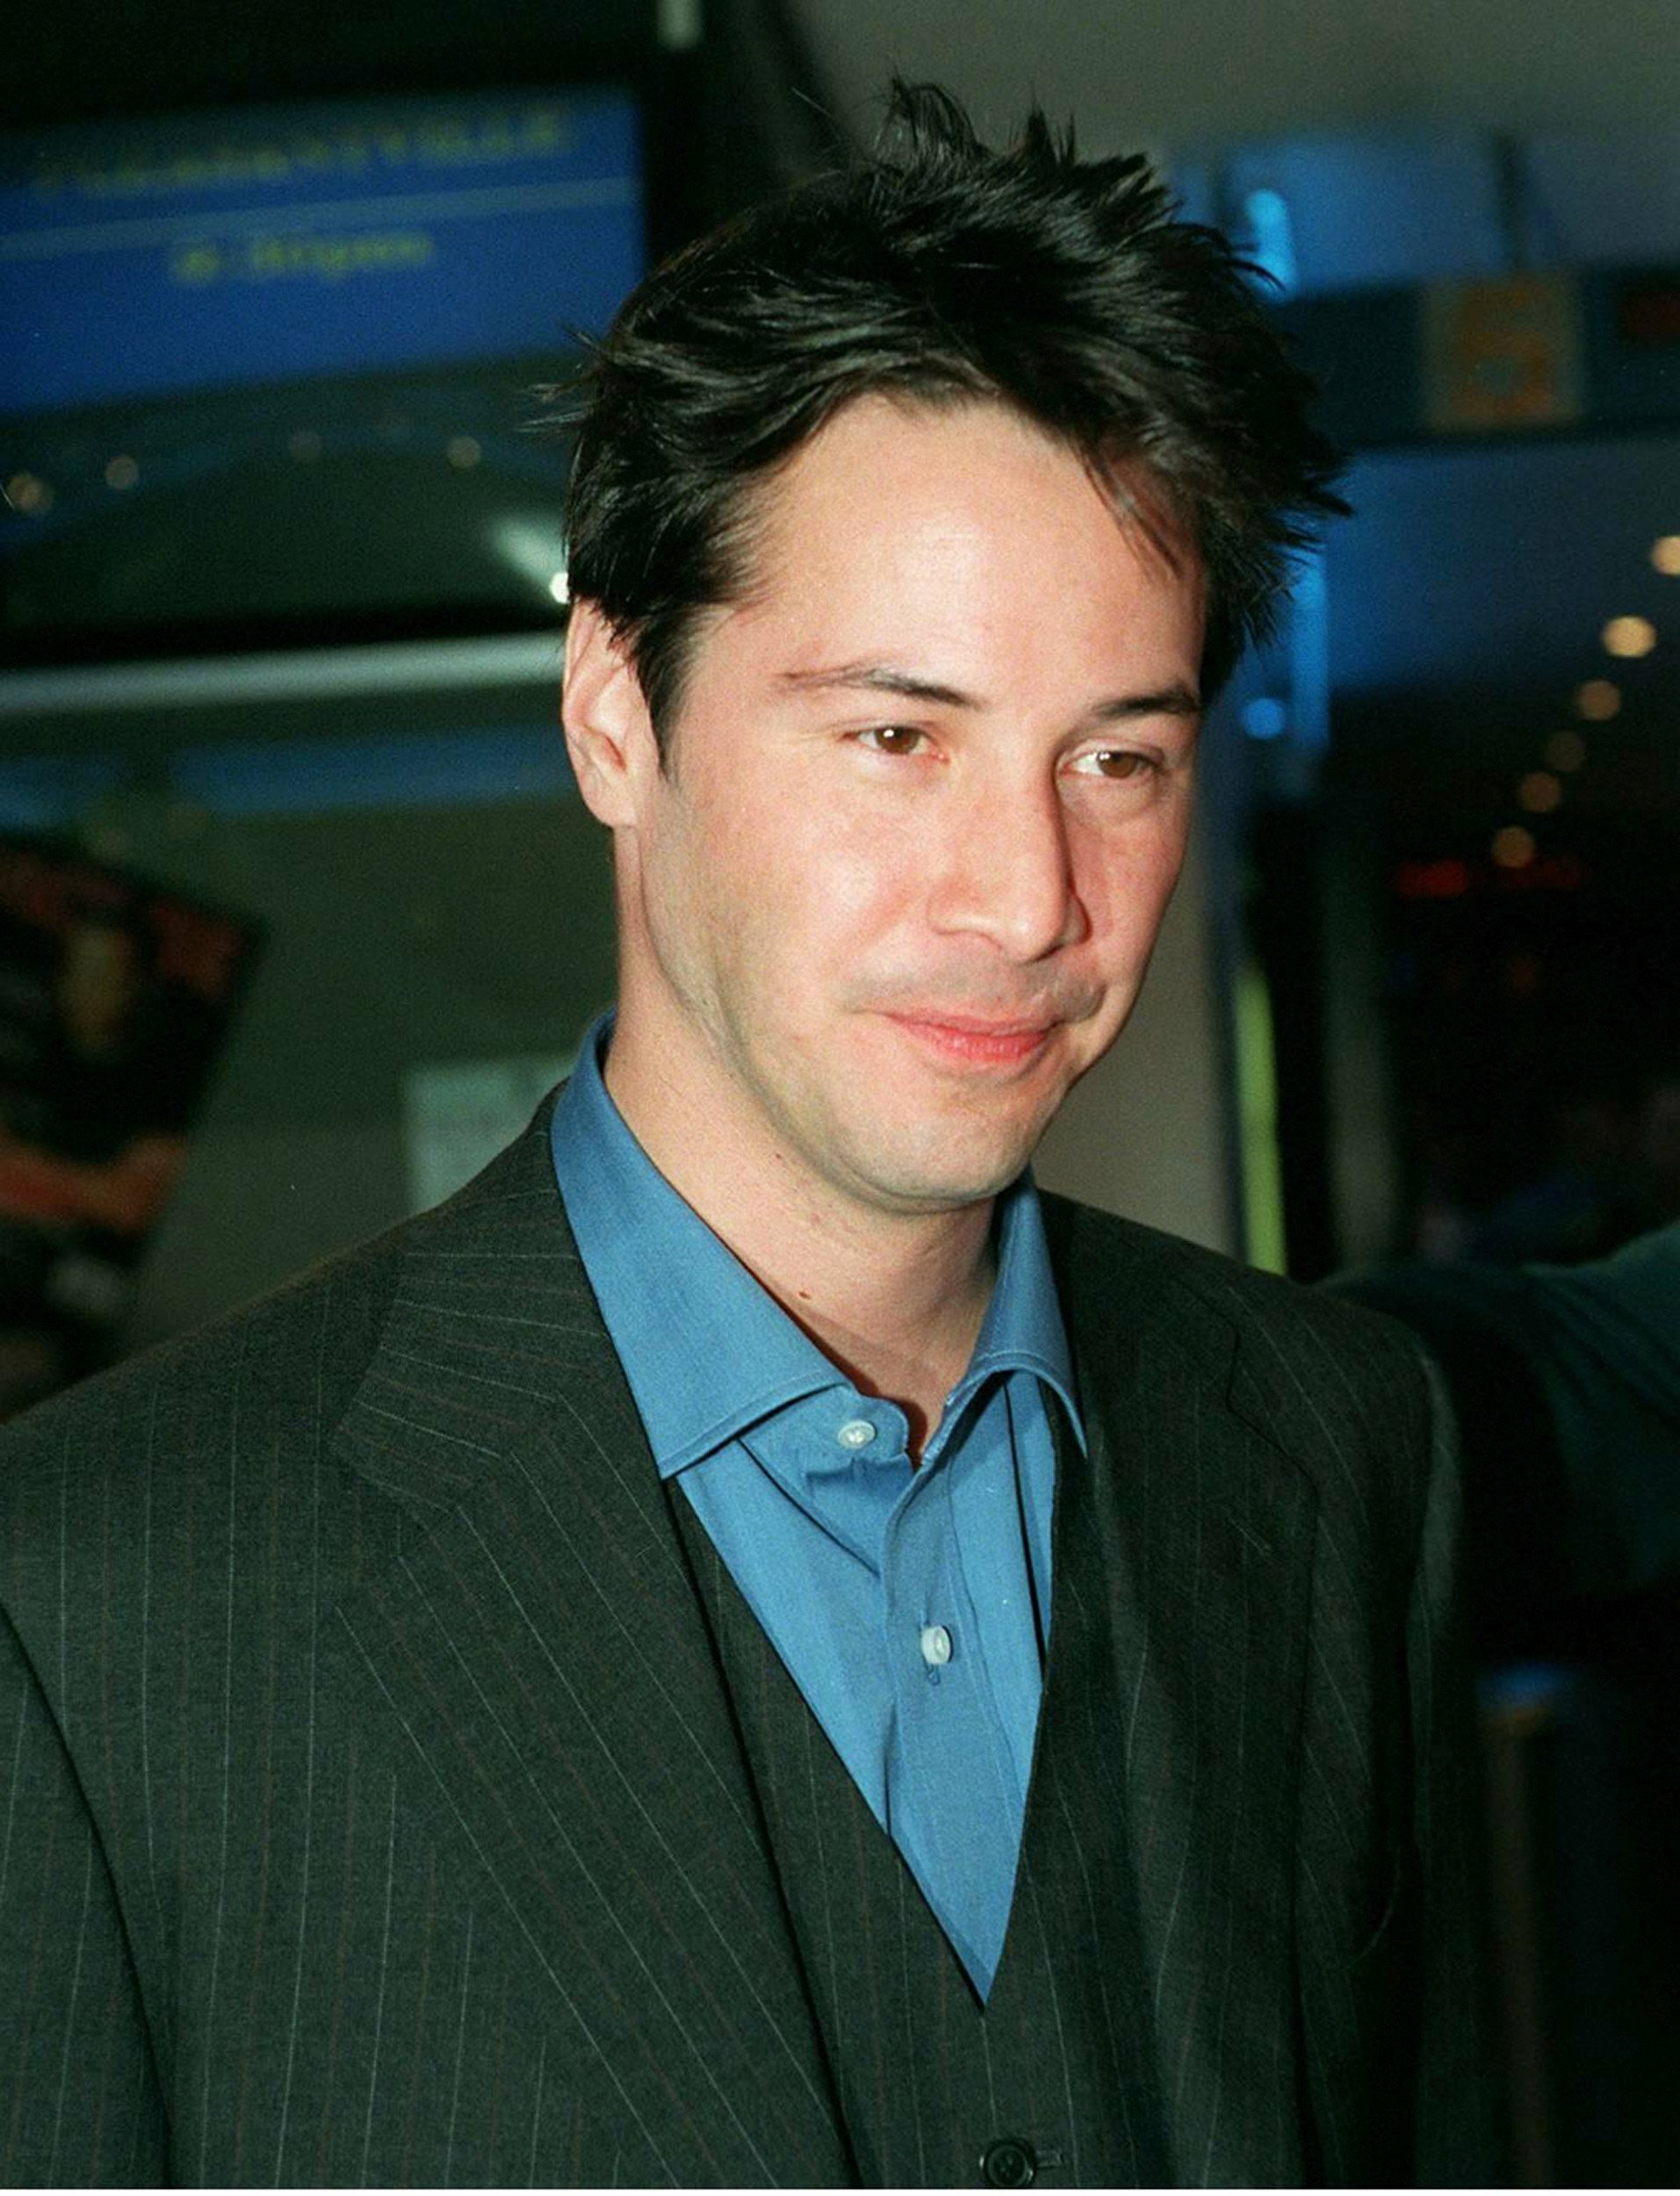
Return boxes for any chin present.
[839,1125,1042,1215]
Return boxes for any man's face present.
[580,395,1205,1222]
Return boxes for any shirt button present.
[836,1418,876,1449]
[980,2136,1037,2187]
[919,1623,954,1667]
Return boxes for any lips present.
[879,1011,1057,1069]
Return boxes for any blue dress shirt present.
[550,1015,1085,1997]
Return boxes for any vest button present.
[980,2136,1037,2187]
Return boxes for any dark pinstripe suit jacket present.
[0,1102,1497,2186]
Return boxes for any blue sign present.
[0,90,645,417]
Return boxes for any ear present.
[561,598,660,827]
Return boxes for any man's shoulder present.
[1042,1193,1440,1514]
[0,1111,559,1526]
[1042,1189,1419,1362]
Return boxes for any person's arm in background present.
[1329,1224,1680,1654]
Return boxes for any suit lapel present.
[1042,1198,1316,2186]
[323,1116,849,2187]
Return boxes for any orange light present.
[1653,535,1680,576]
[1603,615,1656,659]
[4,472,52,516]
[1492,825,1536,869]
[1518,770,1562,814]
[1574,679,1620,720]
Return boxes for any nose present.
[927,773,1087,962]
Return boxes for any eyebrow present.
[775,661,1201,721]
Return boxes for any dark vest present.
[670,1408,1177,2188]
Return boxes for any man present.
[0,86,1497,2185]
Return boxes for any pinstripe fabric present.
[671,1399,1179,2189]
[674,1292,1478,2188]
[0,1100,1498,2185]
[1045,1209,1499,2185]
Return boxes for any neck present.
[603,1029,997,1456]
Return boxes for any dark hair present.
[558,80,1346,744]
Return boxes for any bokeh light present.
[1602,616,1656,659]
[4,472,53,515]
[1518,770,1562,813]
[1574,679,1620,720]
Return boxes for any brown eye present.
[1091,750,1147,779]
[862,726,926,755]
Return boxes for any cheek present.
[744,798,916,949]
[1074,818,1193,984]
[649,793,861,1006]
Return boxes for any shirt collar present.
[551,1012,1085,1477]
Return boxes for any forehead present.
[710,394,1205,675]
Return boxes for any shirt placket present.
[882,1451,1027,1991]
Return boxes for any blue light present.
[171,728,572,815]
[0,89,645,417]
[1241,186,1299,295]
[0,755,125,828]
[1287,550,1331,754]
[1477,1663,1574,1715]
[1241,696,1289,741]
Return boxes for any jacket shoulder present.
[0,1112,557,1563]
[1042,1190,1423,1360]
[1042,1193,1442,1519]
[4,1210,398,1480]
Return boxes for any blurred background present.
[4,0,1680,2178]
